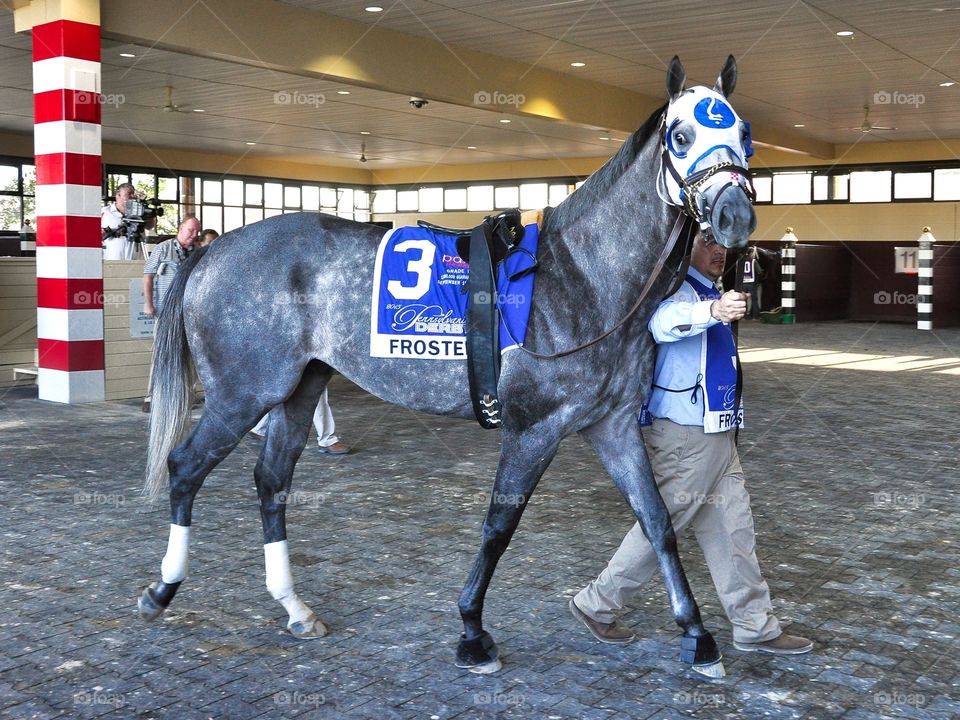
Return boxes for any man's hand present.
[710,290,747,323]
[144,302,156,318]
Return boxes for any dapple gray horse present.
[140,56,755,677]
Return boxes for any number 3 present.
[387,239,436,300]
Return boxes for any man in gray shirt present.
[143,215,199,317]
[141,215,199,412]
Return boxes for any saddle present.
[417,210,540,429]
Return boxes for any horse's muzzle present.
[706,182,756,249]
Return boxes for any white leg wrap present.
[160,524,190,584]
[264,540,312,625]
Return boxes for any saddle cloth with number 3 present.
[369,223,539,360]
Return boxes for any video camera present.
[121,197,164,244]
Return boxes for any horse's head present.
[658,55,756,249]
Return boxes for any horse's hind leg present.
[578,410,724,678]
[254,361,330,639]
[138,410,252,621]
[456,429,560,673]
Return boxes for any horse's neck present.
[540,146,676,328]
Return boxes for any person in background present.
[141,215,200,412]
[102,182,155,261]
[251,390,350,455]
[198,228,219,248]
[570,231,813,657]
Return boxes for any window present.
[934,168,960,201]
[467,185,494,212]
[444,188,467,210]
[396,190,418,212]
[849,170,891,202]
[773,172,811,204]
[419,187,443,213]
[752,175,772,203]
[894,172,932,200]
[549,183,571,206]
[372,189,396,214]
[520,183,548,210]
[494,186,519,208]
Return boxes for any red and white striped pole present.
[28,4,104,403]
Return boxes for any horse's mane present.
[547,103,667,230]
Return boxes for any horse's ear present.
[714,55,737,97]
[666,55,686,101]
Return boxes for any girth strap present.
[466,221,502,429]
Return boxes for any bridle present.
[657,105,756,245]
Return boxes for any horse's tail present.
[143,246,208,501]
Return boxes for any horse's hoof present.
[455,630,501,673]
[680,631,722,669]
[692,660,726,678]
[467,658,503,674]
[138,582,168,622]
[288,613,328,639]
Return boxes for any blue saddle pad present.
[370,223,539,359]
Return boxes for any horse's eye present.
[674,132,688,145]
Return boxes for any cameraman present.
[102,182,156,260]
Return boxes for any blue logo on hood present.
[694,98,735,129]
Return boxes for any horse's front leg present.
[455,428,560,674]
[579,409,724,678]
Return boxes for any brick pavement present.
[0,321,957,719]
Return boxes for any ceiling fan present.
[156,85,190,113]
[852,105,896,133]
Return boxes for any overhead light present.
[793,123,805,127]
[360,130,371,135]
[599,136,609,140]
[365,5,383,11]
[245,141,257,146]
[193,108,205,113]
[570,61,586,67]
[467,146,477,149]
[499,119,511,124]
[836,30,854,37]
[940,81,956,87]
[337,90,351,95]
[119,52,136,58]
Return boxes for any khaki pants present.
[575,418,780,643]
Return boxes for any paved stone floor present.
[1,322,958,720]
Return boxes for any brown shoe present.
[318,441,350,455]
[734,633,813,655]
[569,598,635,644]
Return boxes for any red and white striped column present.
[30,8,104,403]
